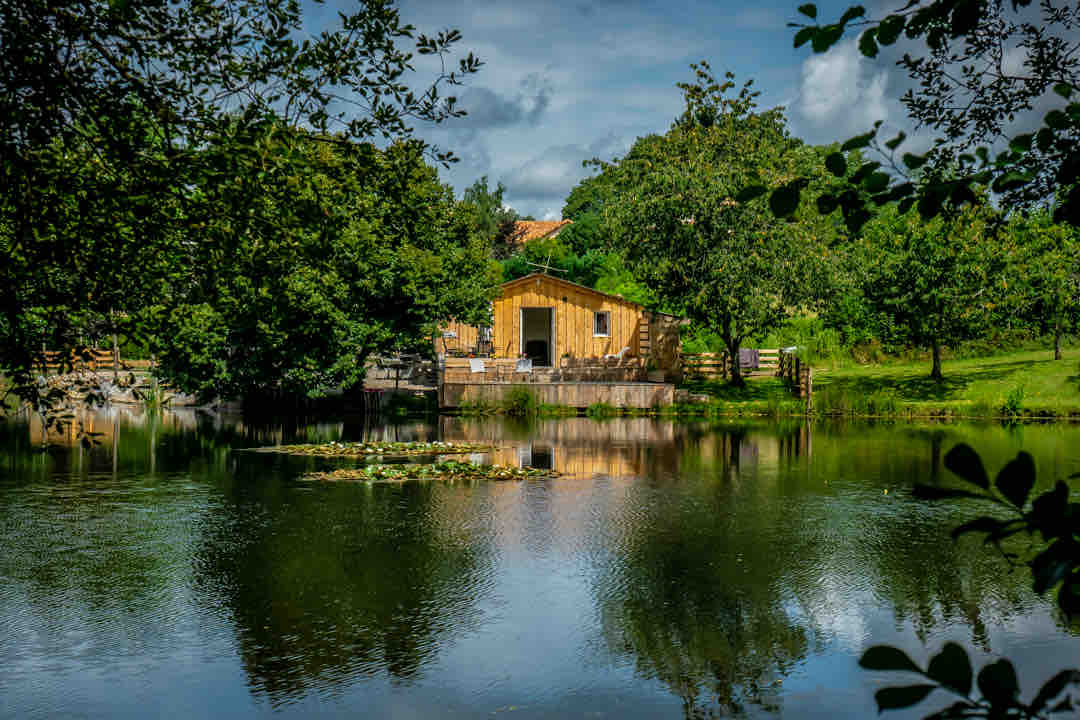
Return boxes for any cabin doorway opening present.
[521,307,554,366]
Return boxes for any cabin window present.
[594,311,610,337]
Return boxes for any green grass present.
[674,377,806,417]
[814,347,1080,418]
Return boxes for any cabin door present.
[520,307,554,366]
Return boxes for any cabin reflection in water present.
[439,417,813,479]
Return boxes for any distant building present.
[506,220,572,247]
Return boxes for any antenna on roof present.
[525,244,567,275]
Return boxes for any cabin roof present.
[499,273,645,309]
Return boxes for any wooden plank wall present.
[493,276,641,360]
[433,320,480,355]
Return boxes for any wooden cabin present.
[437,273,655,366]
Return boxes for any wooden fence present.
[777,349,813,403]
[682,349,780,380]
[41,349,152,372]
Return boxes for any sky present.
[308,0,1036,219]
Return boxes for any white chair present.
[603,346,631,361]
[468,358,486,374]
[515,358,533,373]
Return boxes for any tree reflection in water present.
[593,424,814,718]
[193,460,494,704]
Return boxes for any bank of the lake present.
[677,346,1080,420]
[1,408,1079,719]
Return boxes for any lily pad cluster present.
[258,440,495,457]
[302,461,560,484]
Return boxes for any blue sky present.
[326,0,922,218]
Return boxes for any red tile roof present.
[507,220,572,245]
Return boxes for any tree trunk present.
[930,338,943,382]
[727,340,744,387]
[1054,316,1062,361]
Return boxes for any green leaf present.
[1053,82,1074,99]
[877,15,905,45]
[841,131,875,152]
[913,485,985,501]
[902,153,926,170]
[859,28,879,58]
[769,183,802,217]
[950,0,980,36]
[884,131,906,150]
[1045,109,1068,130]
[798,3,818,19]
[875,685,937,712]
[1059,577,1080,618]
[944,444,988,488]
[794,27,817,48]
[735,185,768,202]
[927,643,972,695]
[951,516,1005,539]
[1030,540,1078,594]
[1030,481,1069,538]
[860,646,923,673]
[1009,133,1032,153]
[897,196,916,214]
[817,194,840,214]
[812,24,844,52]
[863,172,890,193]
[1032,670,1080,713]
[992,171,1031,193]
[977,659,1019,707]
[994,451,1035,508]
[825,152,847,176]
[1035,128,1056,152]
[840,6,866,25]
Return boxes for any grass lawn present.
[678,346,1080,419]
[813,347,1080,418]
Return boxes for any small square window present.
[594,311,610,337]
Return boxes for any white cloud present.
[795,40,891,144]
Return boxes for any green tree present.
[603,64,831,386]
[147,131,497,402]
[0,0,481,410]
[783,1,1080,229]
[1009,210,1080,360]
[460,175,522,259]
[857,203,1003,381]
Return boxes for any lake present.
[1,407,1078,719]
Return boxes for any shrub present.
[503,387,538,416]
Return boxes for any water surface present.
[2,408,1078,718]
